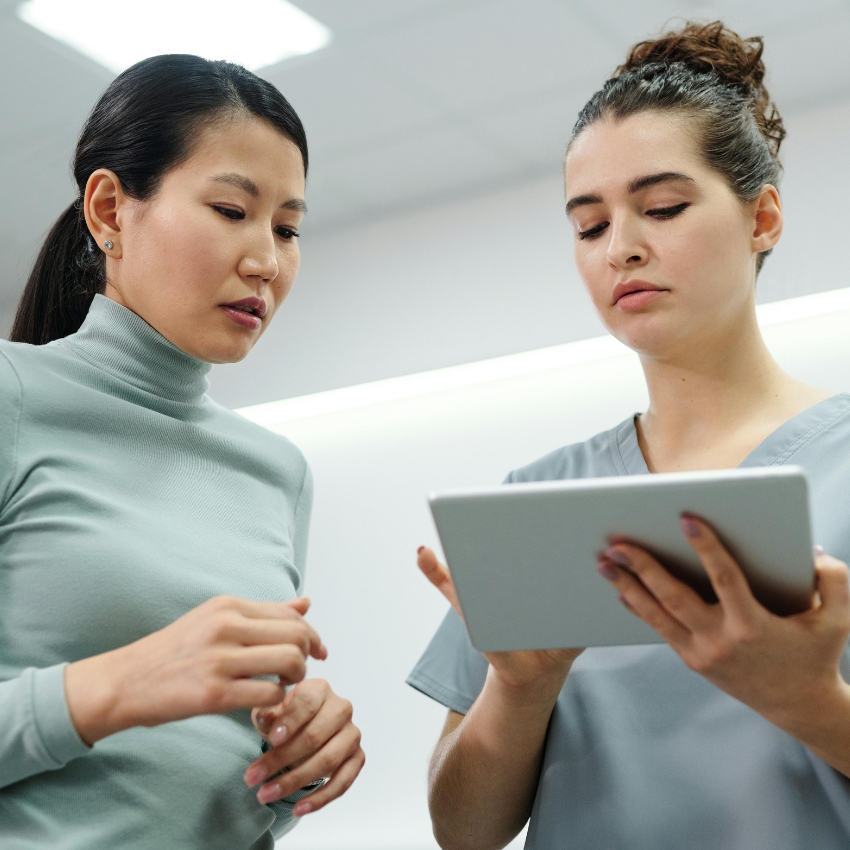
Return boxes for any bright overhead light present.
[236,286,850,427]
[17,0,331,74]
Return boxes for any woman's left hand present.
[243,678,365,817]
[597,515,850,728]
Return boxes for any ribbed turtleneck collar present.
[60,295,211,406]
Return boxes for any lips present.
[611,280,668,308]
[221,296,267,318]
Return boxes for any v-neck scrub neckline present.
[612,393,850,477]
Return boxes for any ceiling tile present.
[365,0,619,112]
[574,0,845,46]
[262,50,445,160]
[289,0,472,38]
[467,77,600,170]
[304,123,525,227]
[763,11,850,108]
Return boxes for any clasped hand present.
[597,515,850,727]
[65,594,364,816]
[243,678,365,816]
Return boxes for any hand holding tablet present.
[427,467,816,651]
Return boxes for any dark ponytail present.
[570,22,784,273]
[11,54,308,345]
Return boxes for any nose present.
[238,231,278,284]
[605,216,648,270]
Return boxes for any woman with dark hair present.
[0,55,363,848]
[409,22,850,850]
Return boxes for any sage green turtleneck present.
[0,295,313,849]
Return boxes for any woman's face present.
[90,115,306,363]
[564,111,780,360]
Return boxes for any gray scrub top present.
[407,393,850,850]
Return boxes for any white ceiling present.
[3,0,850,329]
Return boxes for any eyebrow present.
[211,172,307,213]
[565,171,696,215]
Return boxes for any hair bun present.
[617,21,785,155]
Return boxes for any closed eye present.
[578,222,608,241]
[213,205,244,220]
[647,202,690,219]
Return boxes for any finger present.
[598,557,692,649]
[252,704,282,737]
[227,618,326,660]
[814,555,850,619]
[292,749,366,816]
[417,546,462,617]
[224,645,308,686]
[256,723,361,803]
[211,597,327,660]
[680,515,759,621]
[256,688,352,779]
[602,544,716,632]
[226,597,311,621]
[284,597,311,616]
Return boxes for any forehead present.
[173,116,305,193]
[565,112,705,196]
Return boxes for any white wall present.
[210,97,850,410]
[244,296,850,850]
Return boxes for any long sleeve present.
[0,354,90,789]
[0,665,91,788]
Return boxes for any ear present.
[83,169,127,258]
[750,184,783,255]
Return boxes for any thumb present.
[815,554,850,618]
[417,546,463,621]
[285,596,311,615]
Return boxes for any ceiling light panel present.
[17,0,331,74]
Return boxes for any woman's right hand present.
[65,595,326,746]
[417,547,582,697]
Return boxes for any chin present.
[606,314,673,355]
[188,334,255,364]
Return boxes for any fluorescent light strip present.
[237,286,850,426]
[18,0,331,74]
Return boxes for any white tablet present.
[428,466,815,650]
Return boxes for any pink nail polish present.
[603,548,630,568]
[294,802,313,817]
[244,765,268,787]
[681,516,700,539]
[814,544,825,557]
[257,784,280,804]
[270,725,288,746]
[597,561,618,581]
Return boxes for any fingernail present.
[618,593,633,611]
[294,802,313,817]
[681,516,700,539]
[417,546,425,554]
[257,783,280,804]
[603,548,630,568]
[597,561,618,581]
[814,544,825,557]
[270,725,288,746]
[244,764,268,787]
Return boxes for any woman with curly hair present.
[410,22,850,850]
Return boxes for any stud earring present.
[104,240,113,250]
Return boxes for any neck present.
[636,306,828,471]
